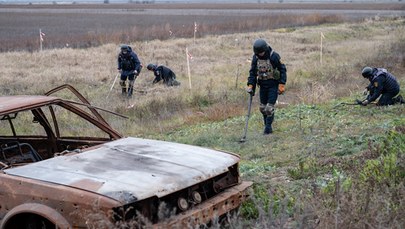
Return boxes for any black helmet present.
[361,66,374,78]
[147,64,156,71]
[120,44,130,54]
[253,39,268,55]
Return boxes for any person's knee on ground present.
[377,92,398,106]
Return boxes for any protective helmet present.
[361,66,374,78]
[120,44,130,54]
[253,39,268,55]
[147,64,156,71]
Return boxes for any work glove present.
[355,99,363,105]
[278,84,285,95]
[128,70,138,75]
[361,99,369,106]
[246,85,254,96]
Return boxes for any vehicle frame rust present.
[0,84,252,228]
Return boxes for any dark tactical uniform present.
[362,67,400,106]
[117,45,142,97]
[247,39,287,134]
[147,64,180,87]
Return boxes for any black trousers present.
[259,84,278,131]
[378,89,400,105]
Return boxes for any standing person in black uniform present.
[146,64,180,86]
[117,44,142,98]
[361,66,402,106]
[246,39,287,135]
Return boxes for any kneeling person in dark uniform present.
[361,67,403,106]
[146,64,180,87]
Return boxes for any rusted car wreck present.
[0,85,252,228]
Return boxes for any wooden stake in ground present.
[39,29,45,52]
[320,32,325,65]
[194,22,197,44]
[186,47,192,90]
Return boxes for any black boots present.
[263,115,274,135]
[127,87,133,98]
[121,87,133,98]
[394,95,404,104]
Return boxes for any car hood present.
[5,137,239,204]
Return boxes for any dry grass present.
[0,17,404,136]
[1,14,404,228]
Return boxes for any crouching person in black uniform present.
[117,44,142,98]
[361,66,403,106]
[146,64,180,87]
[246,39,287,135]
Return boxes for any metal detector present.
[106,73,119,99]
[239,93,253,143]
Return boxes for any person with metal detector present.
[117,44,142,98]
[246,39,287,135]
[360,66,403,106]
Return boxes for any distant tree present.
[104,0,109,4]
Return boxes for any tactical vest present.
[372,68,400,93]
[256,50,280,81]
[120,55,134,70]
[371,68,388,81]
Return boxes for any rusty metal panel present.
[156,181,253,228]
[0,173,120,228]
[5,137,240,204]
[0,96,59,115]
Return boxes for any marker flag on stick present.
[39,29,45,52]
[40,31,45,41]
[193,22,198,44]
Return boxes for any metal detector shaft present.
[106,73,119,99]
[240,93,253,142]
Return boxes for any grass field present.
[0,3,404,228]
[1,2,404,51]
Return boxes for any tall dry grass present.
[0,17,404,136]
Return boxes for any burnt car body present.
[0,85,252,228]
